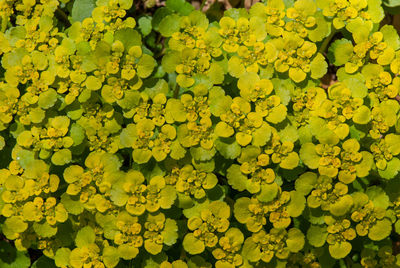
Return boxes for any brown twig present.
[244,0,260,10]
[219,0,232,10]
[395,95,400,104]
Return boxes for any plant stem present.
[318,29,337,55]
[173,83,180,98]
[1,15,8,33]
[200,0,208,11]
[345,256,353,267]
[55,7,71,28]
[396,95,400,104]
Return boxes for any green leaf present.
[353,105,371,124]
[366,186,390,209]
[346,18,372,43]
[38,89,58,109]
[71,0,96,22]
[16,131,33,147]
[162,219,179,246]
[114,29,142,50]
[192,158,214,173]
[33,222,58,238]
[233,197,251,224]
[152,7,173,31]
[31,256,56,268]
[85,76,102,91]
[368,0,384,23]
[141,253,168,268]
[368,218,392,241]
[51,149,72,166]
[289,67,307,83]
[118,244,138,260]
[69,123,85,146]
[378,157,400,179]
[215,122,234,138]
[266,104,287,124]
[138,16,152,36]
[61,193,84,215]
[329,194,353,216]
[384,0,400,6]
[280,152,299,170]
[102,246,120,268]
[182,199,207,217]
[159,14,181,37]
[295,172,317,195]
[3,216,28,237]
[344,78,368,98]
[166,0,194,15]
[242,238,261,262]
[256,183,279,202]
[386,134,400,155]
[310,53,328,79]
[119,0,133,9]
[286,228,305,253]
[95,213,118,240]
[381,24,400,50]
[356,151,374,177]
[228,57,245,78]
[300,143,319,169]
[215,138,242,159]
[0,241,16,264]
[307,225,327,247]
[328,39,353,66]
[287,191,306,217]
[329,242,352,259]
[144,79,169,99]
[209,87,231,116]
[75,226,96,248]
[0,248,30,268]
[170,140,186,160]
[29,107,45,124]
[226,164,247,191]
[224,8,249,20]
[137,54,156,78]
[396,220,400,234]
[162,51,181,73]
[190,146,216,161]
[209,61,225,82]
[279,124,299,143]
[183,233,205,254]
[308,12,331,42]
[271,78,294,106]
[160,186,177,209]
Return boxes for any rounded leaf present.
[307,225,327,247]
[75,226,96,248]
[300,143,319,169]
[353,106,371,124]
[368,218,392,241]
[329,242,352,259]
[183,233,205,255]
[51,149,72,166]
[286,228,305,253]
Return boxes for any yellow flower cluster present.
[0,0,399,267]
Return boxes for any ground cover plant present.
[1,0,400,267]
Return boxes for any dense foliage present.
[1,0,400,267]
